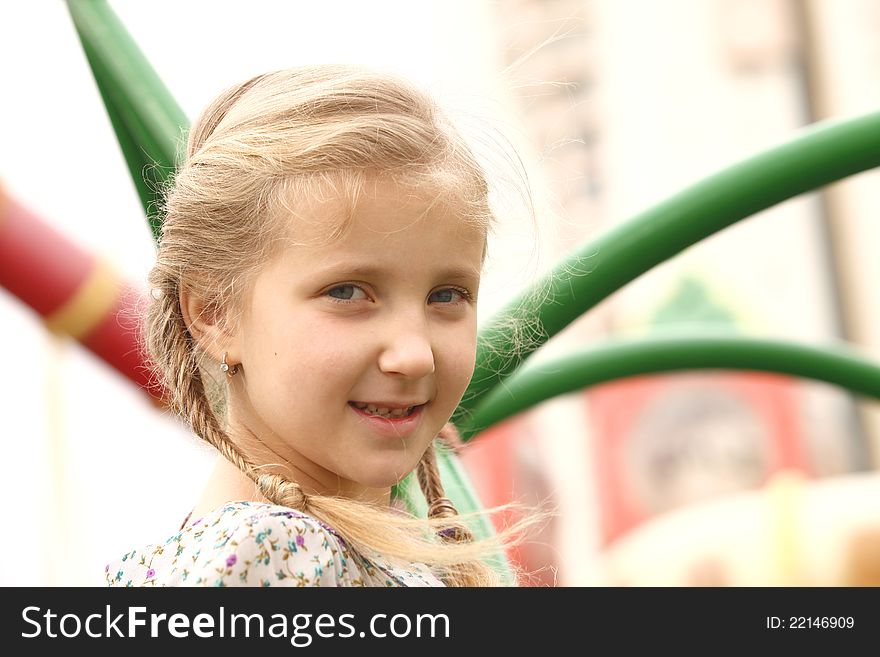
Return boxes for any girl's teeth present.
[354,403,415,418]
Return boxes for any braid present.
[418,424,495,587]
[151,280,312,514]
[417,423,474,544]
[254,472,310,511]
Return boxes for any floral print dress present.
[105,501,444,587]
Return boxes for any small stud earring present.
[220,352,238,377]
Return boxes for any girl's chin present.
[349,458,428,491]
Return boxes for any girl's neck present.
[188,456,270,523]
[188,455,393,524]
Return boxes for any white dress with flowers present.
[105,501,444,587]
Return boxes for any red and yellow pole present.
[0,186,165,404]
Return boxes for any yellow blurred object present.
[592,469,880,586]
[768,469,805,586]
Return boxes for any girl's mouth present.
[347,401,427,435]
[348,401,424,419]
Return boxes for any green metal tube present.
[460,332,880,439]
[455,110,880,431]
[78,39,157,217]
[66,0,187,241]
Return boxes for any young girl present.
[105,64,539,587]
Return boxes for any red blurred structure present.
[0,186,164,403]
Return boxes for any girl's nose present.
[377,317,435,379]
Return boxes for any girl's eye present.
[429,287,472,305]
[325,284,369,303]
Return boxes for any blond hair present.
[142,65,546,586]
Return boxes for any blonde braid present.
[417,424,474,544]
[149,279,315,513]
[418,424,491,586]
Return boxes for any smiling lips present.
[349,401,426,418]
[348,401,427,435]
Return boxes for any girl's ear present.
[179,286,240,363]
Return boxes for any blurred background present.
[2,0,879,586]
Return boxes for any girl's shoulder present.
[105,501,353,587]
[105,501,444,587]
[184,500,348,545]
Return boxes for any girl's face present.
[226,178,486,505]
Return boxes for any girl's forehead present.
[278,177,487,248]
[263,201,485,285]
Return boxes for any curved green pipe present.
[460,332,880,439]
[454,110,880,432]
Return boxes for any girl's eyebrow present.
[314,263,481,282]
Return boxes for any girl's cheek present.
[447,356,476,394]
[436,331,476,370]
